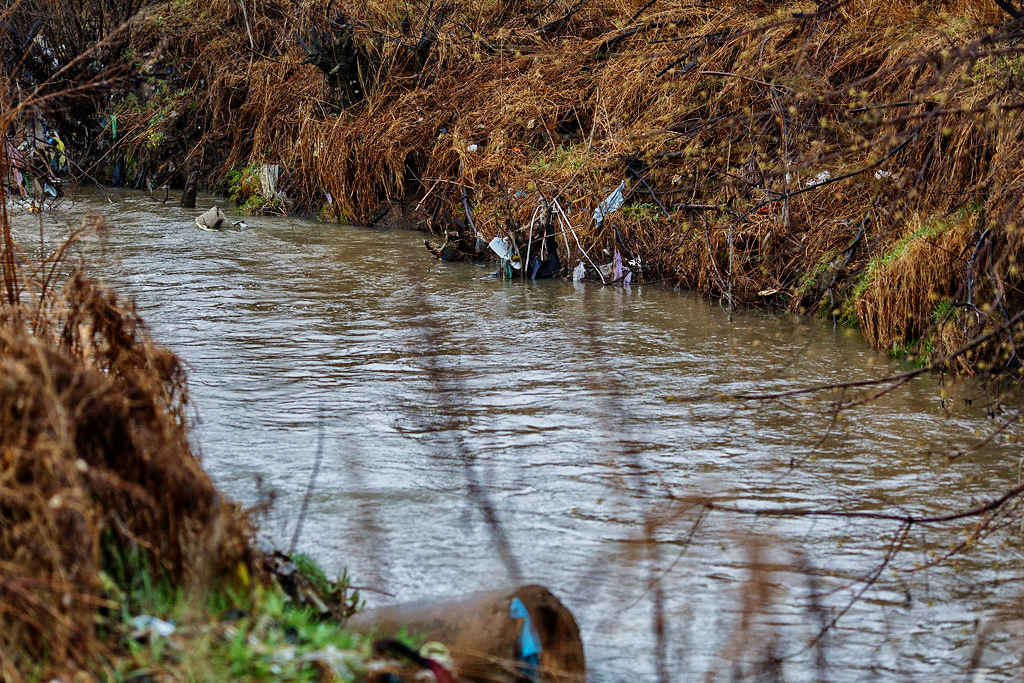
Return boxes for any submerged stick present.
[553,198,604,284]
[523,204,542,281]
[461,185,480,239]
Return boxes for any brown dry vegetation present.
[6,0,1024,374]
[0,148,255,679]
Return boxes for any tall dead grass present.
[0,147,254,682]
[15,0,1024,372]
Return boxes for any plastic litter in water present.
[488,236,521,269]
[509,597,542,680]
[573,262,586,282]
[195,206,230,231]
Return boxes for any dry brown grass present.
[23,0,1024,373]
[0,164,254,681]
[856,211,976,352]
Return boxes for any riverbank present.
[5,0,1024,373]
[0,200,380,679]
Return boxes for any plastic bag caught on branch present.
[593,180,626,226]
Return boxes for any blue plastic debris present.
[509,597,542,680]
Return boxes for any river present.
[11,189,1024,680]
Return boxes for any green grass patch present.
[621,201,662,222]
[97,536,371,682]
[226,164,287,215]
[528,143,587,174]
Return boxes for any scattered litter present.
[296,644,360,679]
[258,164,283,200]
[593,180,626,226]
[488,236,521,269]
[49,134,67,172]
[874,169,896,180]
[806,170,831,188]
[510,597,542,678]
[419,642,454,671]
[527,219,561,279]
[758,288,780,296]
[129,615,175,640]
[612,250,633,284]
[572,262,586,282]
[466,143,479,152]
[195,205,230,231]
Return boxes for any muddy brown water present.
[11,189,1024,680]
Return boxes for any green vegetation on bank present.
[103,542,369,682]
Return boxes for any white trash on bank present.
[129,615,175,639]
[806,170,831,188]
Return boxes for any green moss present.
[621,201,662,221]
[528,143,587,174]
[889,336,935,368]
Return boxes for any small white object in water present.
[573,262,586,282]
[488,236,521,269]
[195,205,229,231]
